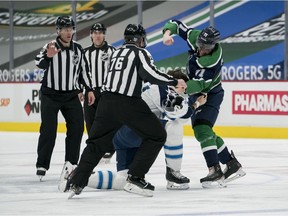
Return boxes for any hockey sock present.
[115,147,138,171]
[193,124,219,167]
[164,144,183,171]
[164,120,183,171]
[87,170,115,189]
[216,136,232,164]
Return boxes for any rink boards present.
[0,81,287,138]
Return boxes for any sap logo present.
[0,98,10,107]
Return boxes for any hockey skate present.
[200,164,226,188]
[223,150,246,183]
[100,151,115,164]
[58,161,76,192]
[166,167,190,190]
[60,168,83,199]
[124,174,155,197]
[68,184,83,199]
[36,167,47,181]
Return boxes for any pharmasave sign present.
[0,1,120,27]
[232,91,288,115]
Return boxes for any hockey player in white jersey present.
[59,69,207,195]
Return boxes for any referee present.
[34,16,95,180]
[66,24,187,197]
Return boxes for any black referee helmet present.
[90,23,106,34]
[55,16,75,29]
[196,26,220,50]
[124,24,147,48]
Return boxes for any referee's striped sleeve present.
[35,43,51,69]
[138,49,177,86]
[80,50,94,90]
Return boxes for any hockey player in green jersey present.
[162,20,246,188]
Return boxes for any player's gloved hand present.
[171,96,184,109]
[163,93,189,119]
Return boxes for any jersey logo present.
[101,52,109,61]
[72,54,79,65]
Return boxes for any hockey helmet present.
[196,26,220,50]
[56,16,75,29]
[124,24,147,48]
[90,23,106,34]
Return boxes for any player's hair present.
[167,68,189,82]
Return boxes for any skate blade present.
[59,163,78,192]
[58,179,69,192]
[202,179,227,189]
[124,183,153,197]
[38,175,44,182]
[225,169,246,183]
[166,181,189,190]
[60,162,74,181]
[68,191,76,199]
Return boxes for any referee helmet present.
[124,24,147,48]
[56,16,75,30]
[90,23,106,34]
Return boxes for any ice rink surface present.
[0,131,287,216]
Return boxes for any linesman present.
[34,16,95,180]
[83,23,115,133]
[82,23,116,161]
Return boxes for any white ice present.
[0,131,287,216]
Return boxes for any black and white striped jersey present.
[102,44,177,98]
[35,36,93,91]
[84,41,116,88]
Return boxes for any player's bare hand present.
[87,91,95,106]
[196,94,207,106]
[46,42,60,58]
[163,30,174,46]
